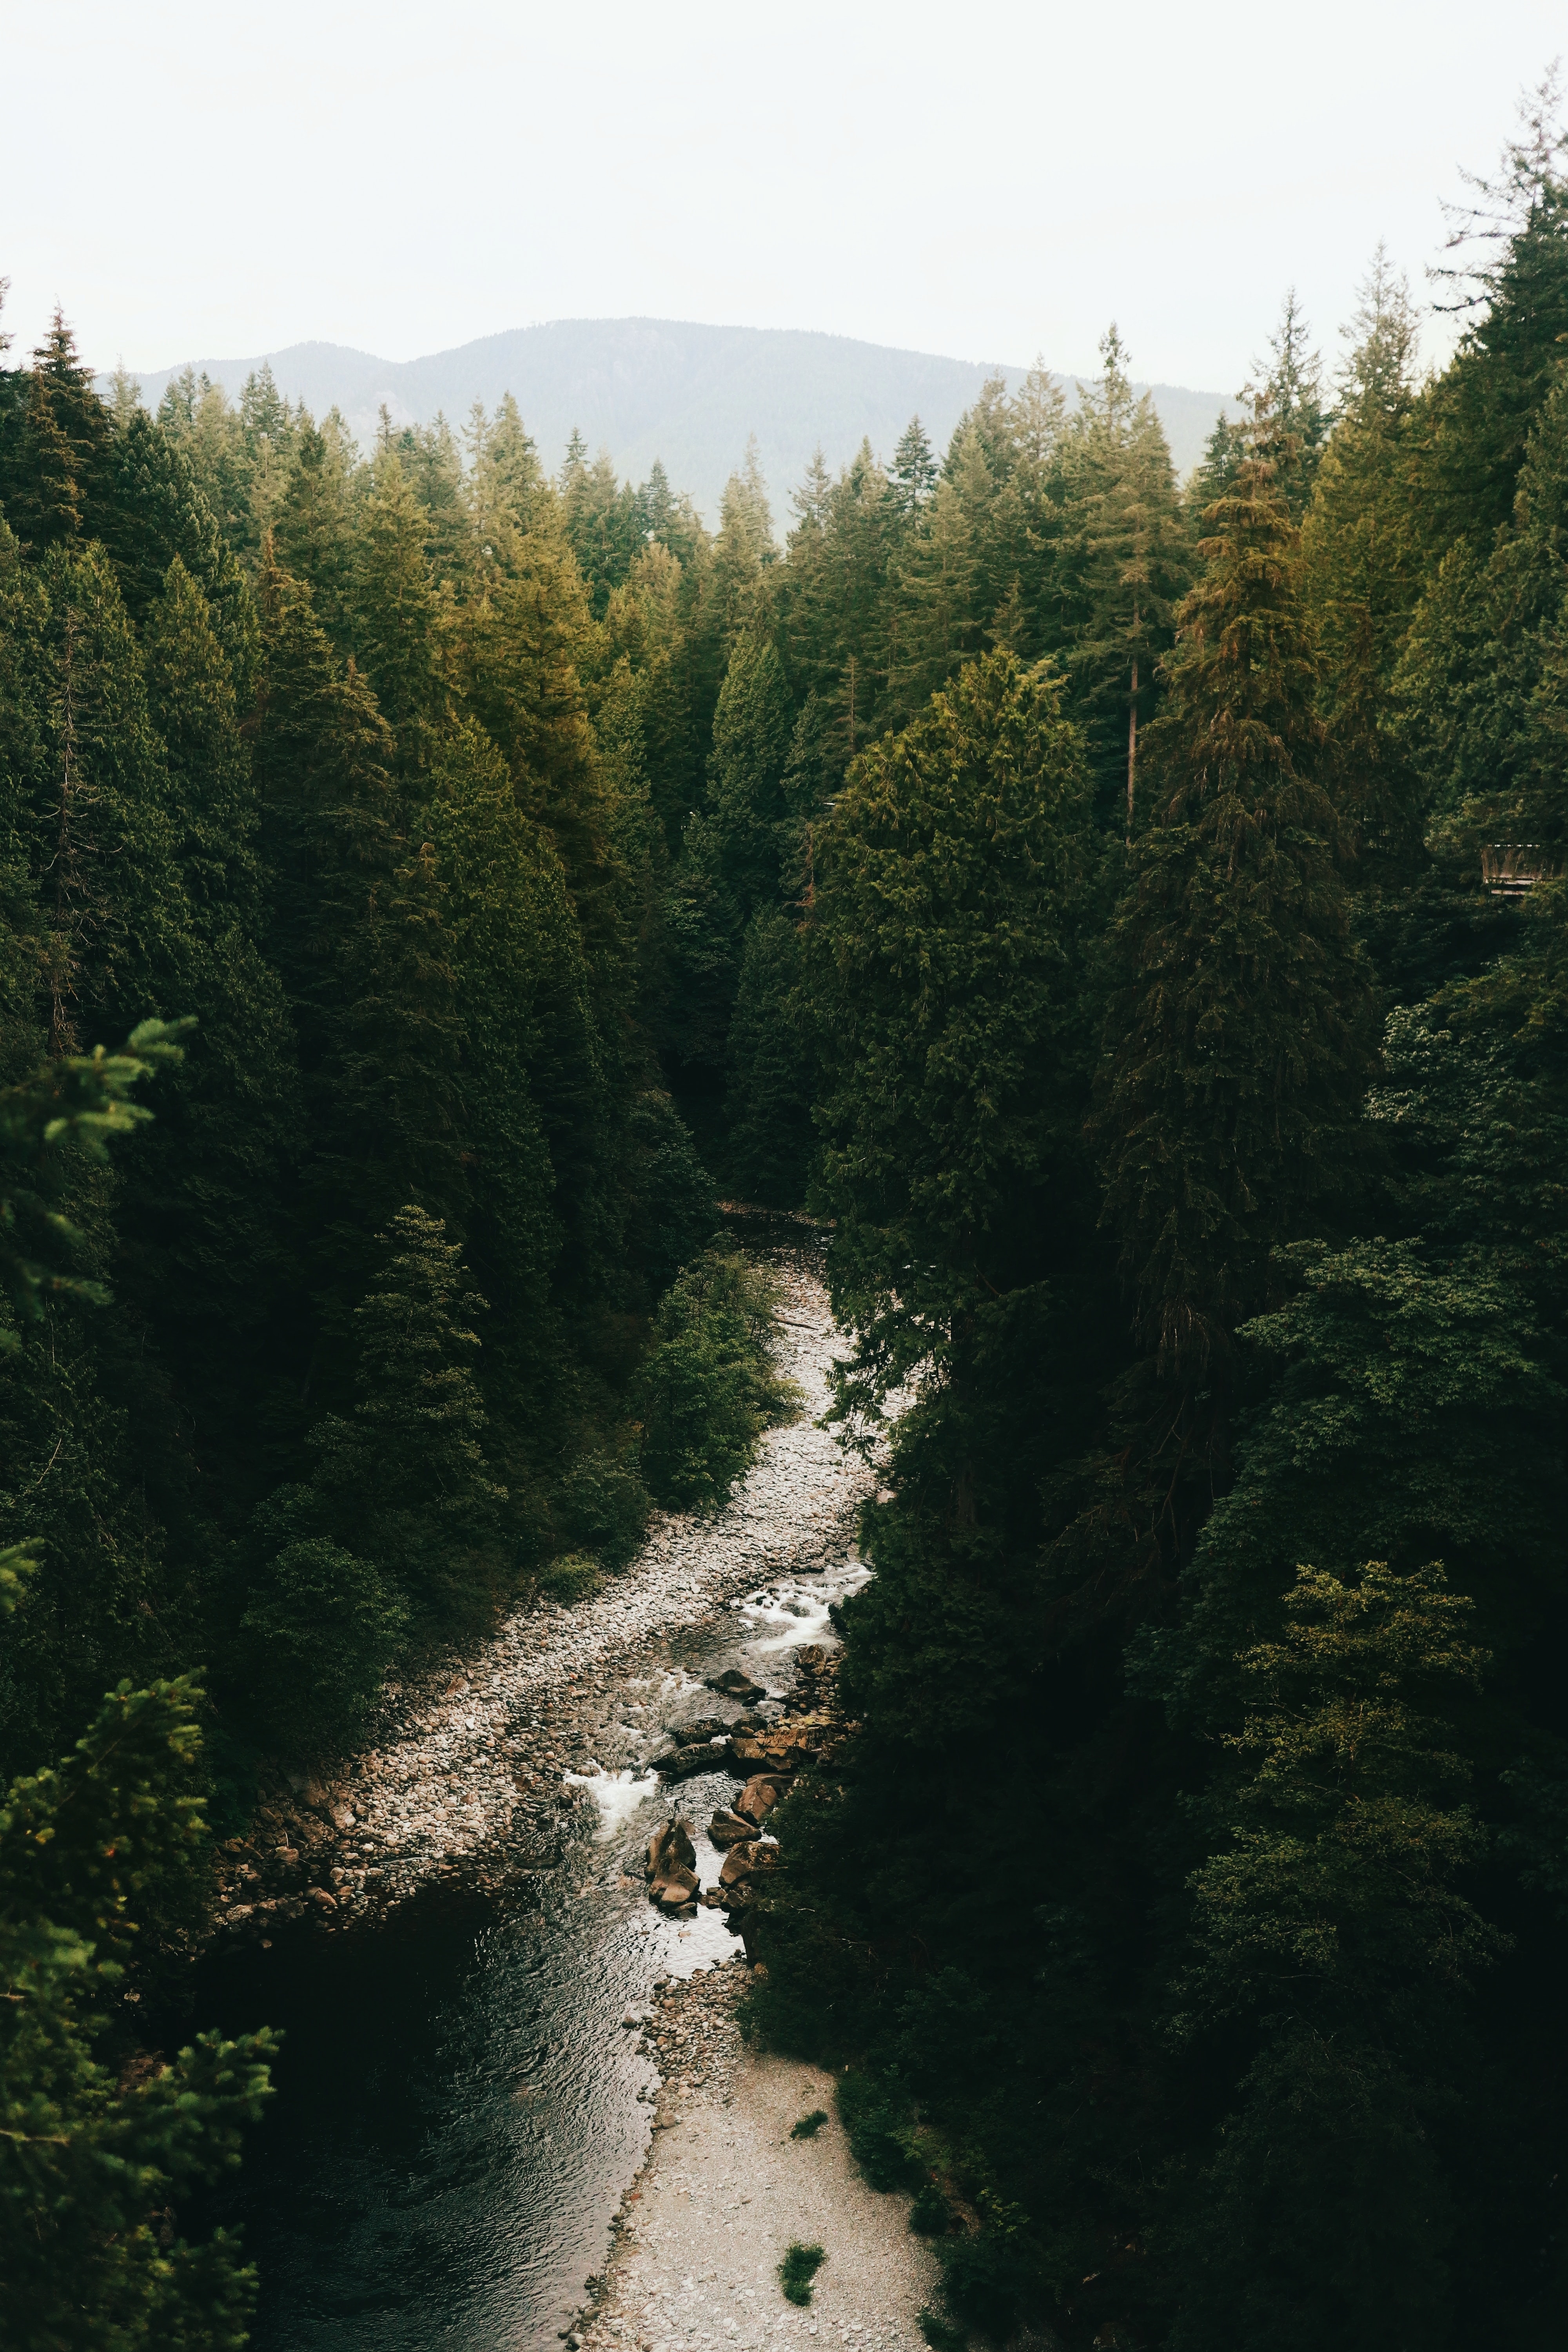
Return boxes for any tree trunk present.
[1126,649,1139,842]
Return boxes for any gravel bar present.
[213,1236,873,1938]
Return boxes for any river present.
[194,1235,869,2352]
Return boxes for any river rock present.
[646,1818,696,1882]
[659,1741,729,1781]
[727,1722,830,1771]
[735,1773,788,1826]
[717,1838,780,1889]
[665,1715,727,1742]
[707,1668,766,1701]
[707,1807,754,1847]
[652,1869,698,1909]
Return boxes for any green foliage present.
[0,1020,189,1338]
[632,1247,798,1511]
[1056,328,1190,827]
[9,151,1568,2339]
[0,1677,276,2348]
[553,1446,649,1572]
[908,2182,951,2235]
[813,650,1094,1426]
[916,2307,965,2352]
[239,1535,407,1753]
[725,909,815,1207]
[790,2107,829,2138]
[535,1552,605,1606]
[1097,454,1376,1383]
[837,2067,923,2192]
[778,2242,826,2305]
[1162,1563,1496,2352]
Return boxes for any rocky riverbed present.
[212,1233,875,1945]
[580,1960,941,2352]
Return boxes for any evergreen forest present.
[3,87,1568,2351]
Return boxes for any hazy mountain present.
[109,317,1230,518]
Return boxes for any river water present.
[198,1559,867,2352]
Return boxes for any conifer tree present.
[1301,250,1426,879]
[1393,363,1568,860]
[707,437,776,650]
[726,907,814,1206]
[421,720,584,1441]
[28,541,185,1055]
[1425,73,1568,545]
[887,455,982,717]
[312,1205,505,1600]
[705,630,794,913]
[101,408,258,691]
[1163,1562,1497,2352]
[348,447,452,768]
[1096,454,1376,1486]
[242,1206,508,1735]
[463,523,623,955]
[603,540,705,853]
[0,312,111,556]
[154,368,255,555]
[1058,329,1189,830]
[275,411,356,643]
[0,1673,276,2344]
[814,651,1093,1426]
[1249,289,1330,518]
[253,544,463,1341]
[122,557,298,1427]
[888,415,938,515]
[464,394,544,554]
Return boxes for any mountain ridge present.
[103,316,1230,518]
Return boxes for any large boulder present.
[652,1871,698,1911]
[664,1715,728,1743]
[708,1808,755,1847]
[707,1668,767,1702]
[735,1774,788,1826]
[727,1720,834,1772]
[718,1838,780,1889]
[659,1740,729,1781]
[646,1817,696,1881]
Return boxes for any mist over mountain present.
[108,316,1229,515]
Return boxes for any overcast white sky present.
[4,0,1563,394]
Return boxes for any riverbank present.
[586,1959,940,2352]
[212,1231,872,1943]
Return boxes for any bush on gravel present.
[536,1553,604,1604]
[633,1248,800,1511]
[779,2243,826,2305]
[554,1444,650,1569]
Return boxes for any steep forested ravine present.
[8,96,1568,2344]
[191,1231,872,2352]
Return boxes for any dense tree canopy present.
[3,86,1568,2344]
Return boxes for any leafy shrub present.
[779,2243,826,2305]
[555,1444,650,1569]
[917,2308,965,2352]
[909,2181,953,2235]
[622,1089,718,1297]
[938,2230,1038,2339]
[633,1247,800,1510]
[537,1552,604,1605]
[240,1534,407,1752]
[837,2067,924,2192]
[791,2108,830,2139]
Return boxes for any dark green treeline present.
[744,121,1564,2352]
